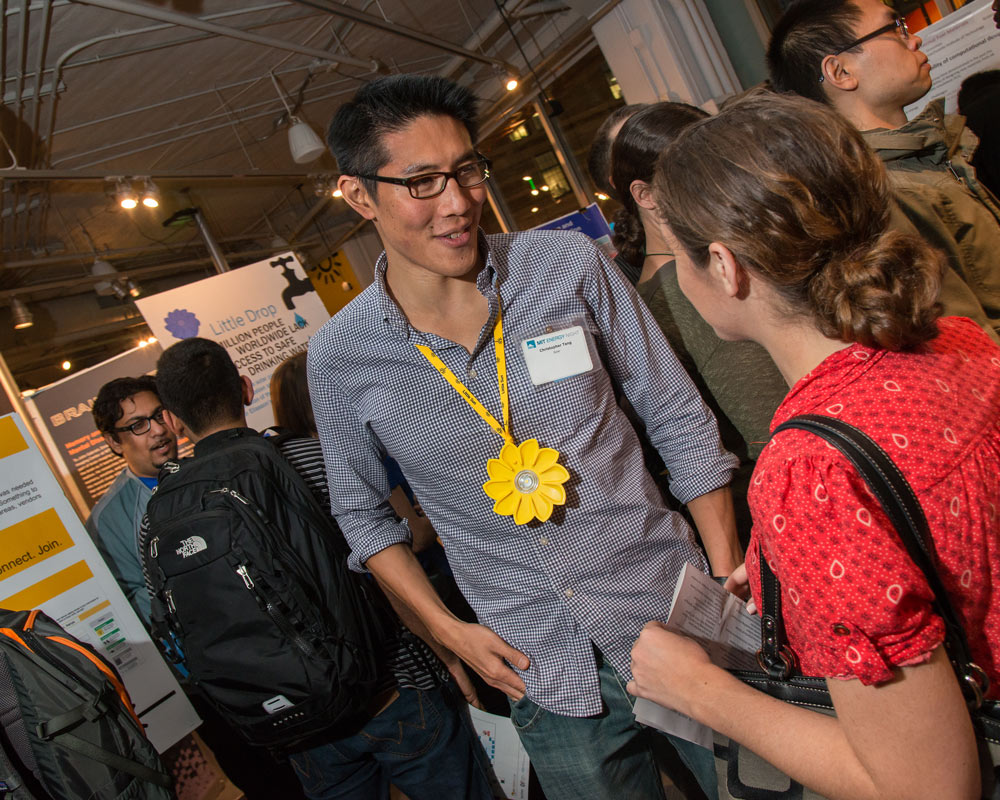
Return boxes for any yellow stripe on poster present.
[80,599,111,621]
[0,416,28,459]
[0,560,94,610]
[0,508,73,581]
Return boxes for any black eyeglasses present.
[834,15,909,55]
[114,407,166,436]
[357,156,492,199]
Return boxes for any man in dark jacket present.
[768,0,1000,339]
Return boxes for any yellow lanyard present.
[414,304,512,444]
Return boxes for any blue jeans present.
[508,657,718,800]
[288,682,496,800]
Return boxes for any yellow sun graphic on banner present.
[483,439,569,525]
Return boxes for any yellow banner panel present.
[0,416,28,459]
[79,599,111,621]
[307,251,362,316]
[0,508,74,581]
[0,560,94,610]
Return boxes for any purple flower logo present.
[164,309,200,339]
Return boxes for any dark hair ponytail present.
[612,205,646,267]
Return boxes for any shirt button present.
[539,536,549,546]
[467,368,477,379]
[832,623,851,636]
[564,588,574,598]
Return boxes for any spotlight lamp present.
[505,77,519,91]
[11,298,33,330]
[115,179,138,209]
[140,179,160,208]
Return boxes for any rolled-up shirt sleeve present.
[582,243,737,503]
[307,337,412,572]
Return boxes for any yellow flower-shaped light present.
[483,439,569,525]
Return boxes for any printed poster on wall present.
[135,252,330,430]
[0,412,200,751]
[905,0,1000,117]
[25,343,195,516]
[533,203,616,261]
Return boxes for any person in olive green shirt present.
[610,102,788,542]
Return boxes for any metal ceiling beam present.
[0,169,322,181]
[69,0,380,71]
[289,0,520,76]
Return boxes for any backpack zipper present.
[235,562,314,657]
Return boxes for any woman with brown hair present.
[628,89,999,800]
[611,102,787,542]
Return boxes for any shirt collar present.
[375,229,498,341]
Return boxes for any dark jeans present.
[508,657,718,800]
[288,682,496,800]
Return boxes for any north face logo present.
[176,536,208,558]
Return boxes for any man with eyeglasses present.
[87,376,177,626]
[768,0,1000,340]
[309,74,742,800]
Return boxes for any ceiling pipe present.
[48,79,353,168]
[69,0,379,71]
[42,3,376,171]
[288,0,520,77]
[0,168,321,181]
[0,238,325,300]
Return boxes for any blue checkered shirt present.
[307,230,737,716]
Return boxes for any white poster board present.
[469,705,531,800]
[905,0,1000,117]
[135,252,330,430]
[0,412,199,751]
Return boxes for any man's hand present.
[627,621,716,717]
[439,651,482,708]
[441,621,529,701]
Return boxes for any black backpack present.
[141,429,393,752]
[0,608,172,800]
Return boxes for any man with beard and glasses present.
[88,376,177,626]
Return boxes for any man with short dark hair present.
[768,0,1000,337]
[150,337,495,800]
[310,73,741,800]
[87,376,177,625]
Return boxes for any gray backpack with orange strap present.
[0,608,172,799]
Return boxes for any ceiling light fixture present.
[270,72,326,164]
[140,178,160,208]
[506,77,519,91]
[11,298,33,330]
[61,360,72,371]
[92,258,118,296]
[115,179,138,209]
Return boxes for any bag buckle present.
[756,646,795,680]
[960,662,990,709]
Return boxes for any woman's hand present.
[724,562,755,611]
[627,622,717,716]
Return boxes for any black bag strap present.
[765,414,990,706]
[55,734,172,788]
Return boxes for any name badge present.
[521,326,594,386]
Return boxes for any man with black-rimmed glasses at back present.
[88,376,177,626]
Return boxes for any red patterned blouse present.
[747,317,1000,695]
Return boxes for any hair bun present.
[808,230,943,350]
